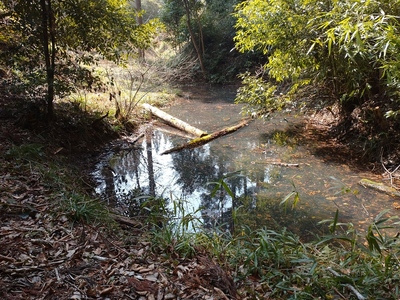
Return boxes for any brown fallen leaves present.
[0,177,237,300]
[0,99,239,299]
[172,255,237,299]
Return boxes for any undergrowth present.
[5,143,115,228]
[3,110,400,299]
[145,187,400,299]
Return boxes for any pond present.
[93,85,399,239]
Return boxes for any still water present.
[93,85,398,238]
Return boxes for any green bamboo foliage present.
[234,0,400,117]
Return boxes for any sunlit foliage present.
[0,0,158,115]
[233,0,400,118]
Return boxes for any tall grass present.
[147,178,400,299]
[146,197,204,258]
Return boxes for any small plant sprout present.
[280,180,300,210]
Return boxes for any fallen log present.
[142,103,207,137]
[110,213,141,227]
[154,123,197,139]
[161,119,251,155]
[358,178,400,197]
[256,161,299,167]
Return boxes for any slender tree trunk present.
[135,0,145,62]
[195,12,205,58]
[182,0,207,79]
[146,128,156,197]
[40,0,56,119]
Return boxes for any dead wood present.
[359,178,400,197]
[254,161,299,167]
[4,259,67,273]
[121,132,145,144]
[154,122,197,139]
[327,267,366,300]
[142,103,207,137]
[110,213,141,227]
[161,119,251,155]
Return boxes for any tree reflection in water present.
[93,86,396,238]
[94,127,268,231]
[95,123,317,235]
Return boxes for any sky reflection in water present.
[94,85,396,238]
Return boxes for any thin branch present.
[327,267,366,300]
[380,149,400,187]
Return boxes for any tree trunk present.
[135,0,145,62]
[142,103,207,137]
[40,0,56,119]
[161,119,251,155]
[146,128,156,197]
[182,0,206,79]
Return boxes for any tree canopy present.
[233,0,400,121]
[0,0,157,117]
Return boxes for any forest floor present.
[0,96,240,300]
[1,93,399,299]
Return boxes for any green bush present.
[234,0,400,117]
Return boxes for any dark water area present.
[93,85,399,239]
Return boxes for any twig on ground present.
[332,287,347,300]
[5,259,66,273]
[327,267,366,300]
[0,254,15,262]
[381,150,400,188]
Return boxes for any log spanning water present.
[142,103,207,137]
[359,178,400,197]
[142,103,251,155]
[160,119,251,155]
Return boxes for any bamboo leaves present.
[280,181,300,210]
[233,0,400,118]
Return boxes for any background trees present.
[0,0,156,118]
[2,0,399,147]
[160,0,246,82]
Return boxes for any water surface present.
[93,85,398,237]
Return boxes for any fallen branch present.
[254,161,299,167]
[121,132,145,144]
[269,162,299,167]
[111,213,141,227]
[92,255,118,263]
[5,259,66,273]
[0,254,15,263]
[327,267,366,300]
[154,123,196,139]
[381,151,400,187]
[142,103,207,137]
[359,178,400,197]
[161,119,251,155]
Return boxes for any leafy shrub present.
[233,0,400,118]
